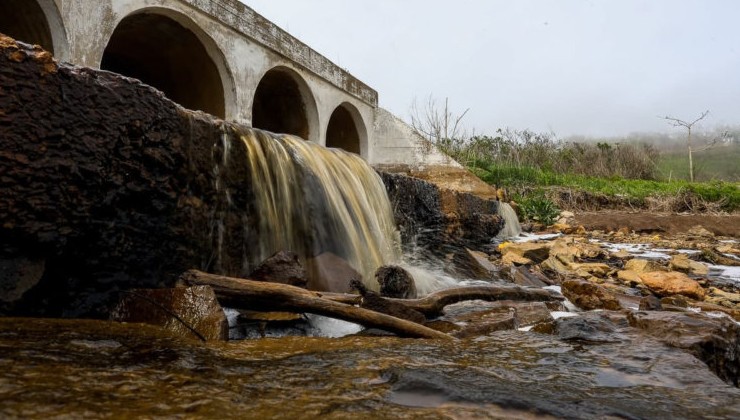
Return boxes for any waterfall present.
[230,129,401,291]
[496,202,522,239]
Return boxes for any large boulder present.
[500,242,550,263]
[305,252,361,293]
[639,271,706,300]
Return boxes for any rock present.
[669,254,709,277]
[611,249,632,260]
[509,266,550,287]
[638,271,706,300]
[617,270,642,284]
[717,245,740,257]
[704,287,740,308]
[661,296,689,308]
[687,225,714,238]
[541,256,570,276]
[502,252,534,266]
[375,265,417,299]
[627,311,740,386]
[0,256,45,310]
[691,301,740,321]
[111,286,228,341]
[349,279,425,324]
[510,301,553,327]
[500,242,550,263]
[249,251,307,288]
[625,259,666,274]
[452,249,497,280]
[561,279,622,311]
[639,295,663,311]
[555,312,628,343]
[567,262,611,278]
[452,309,517,339]
[305,252,362,293]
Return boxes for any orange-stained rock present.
[638,271,705,300]
[562,279,622,311]
[111,286,228,341]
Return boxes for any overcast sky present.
[244,1,739,138]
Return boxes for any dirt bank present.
[574,212,740,238]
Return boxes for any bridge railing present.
[182,0,378,107]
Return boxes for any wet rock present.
[611,249,632,260]
[627,311,740,386]
[661,296,690,308]
[639,271,706,300]
[568,262,611,278]
[453,248,497,280]
[669,254,709,277]
[639,295,663,311]
[555,312,628,343]
[509,301,553,327]
[508,266,550,287]
[249,251,307,288]
[379,172,503,255]
[0,256,45,310]
[452,309,517,338]
[500,242,550,263]
[350,279,425,324]
[691,301,740,321]
[111,286,228,341]
[561,279,622,311]
[305,252,361,293]
[375,265,417,299]
[625,259,666,274]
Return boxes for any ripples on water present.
[1,318,739,419]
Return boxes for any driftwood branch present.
[179,270,453,340]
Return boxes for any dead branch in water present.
[178,270,453,340]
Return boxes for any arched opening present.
[101,11,226,118]
[326,104,364,154]
[252,67,317,141]
[0,0,54,53]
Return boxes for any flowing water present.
[216,130,402,291]
[2,318,739,419]
[496,202,522,239]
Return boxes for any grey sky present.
[244,0,740,138]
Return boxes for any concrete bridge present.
[0,0,454,167]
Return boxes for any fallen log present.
[179,270,453,340]
[320,286,563,318]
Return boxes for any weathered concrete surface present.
[0,0,456,167]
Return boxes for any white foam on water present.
[514,233,562,243]
[551,311,580,320]
[305,314,364,338]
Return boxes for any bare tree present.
[662,110,713,182]
[410,95,470,148]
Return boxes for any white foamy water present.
[306,314,364,338]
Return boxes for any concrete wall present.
[9,0,452,167]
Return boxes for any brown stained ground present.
[575,212,740,238]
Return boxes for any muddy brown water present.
[1,318,739,419]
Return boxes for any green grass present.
[471,163,740,212]
[657,144,740,182]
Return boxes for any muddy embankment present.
[575,212,740,237]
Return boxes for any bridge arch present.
[251,66,320,142]
[325,102,367,156]
[100,7,236,119]
[0,0,69,60]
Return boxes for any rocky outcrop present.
[379,172,503,256]
[0,36,272,316]
[375,265,417,299]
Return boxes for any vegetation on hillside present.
[410,97,740,213]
